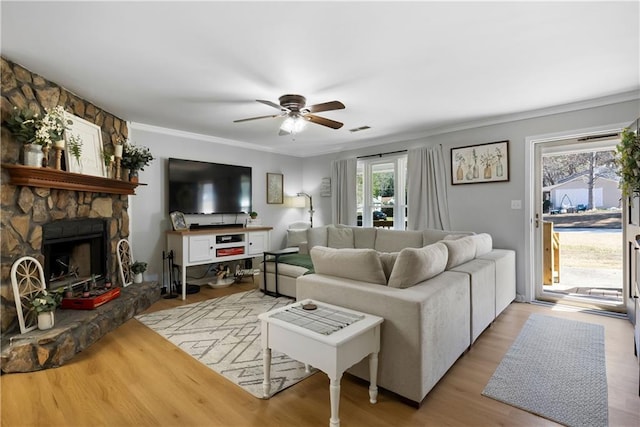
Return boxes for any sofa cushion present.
[310,246,387,285]
[374,229,423,252]
[441,236,477,269]
[378,251,399,281]
[353,227,377,249]
[328,226,355,248]
[286,229,308,247]
[470,233,492,257]
[422,229,452,246]
[387,242,449,288]
[307,226,328,250]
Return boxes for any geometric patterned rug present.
[135,289,317,398]
[482,314,608,427]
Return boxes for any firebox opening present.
[42,219,108,291]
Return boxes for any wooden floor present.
[2,282,639,426]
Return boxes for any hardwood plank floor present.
[2,282,639,426]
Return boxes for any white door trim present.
[524,122,629,303]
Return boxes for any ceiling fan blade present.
[256,99,283,110]
[233,114,282,123]
[307,100,345,113]
[305,114,344,129]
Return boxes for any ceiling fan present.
[234,94,345,135]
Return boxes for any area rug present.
[135,290,316,398]
[482,313,608,427]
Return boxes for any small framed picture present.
[170,211,189,231]
[266,173,283,204]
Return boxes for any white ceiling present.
[2,1,639,157]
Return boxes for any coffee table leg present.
[262,348,271,398]
[329,374,342,427]
[368,352,379,404]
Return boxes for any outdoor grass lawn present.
[557,230,622,269]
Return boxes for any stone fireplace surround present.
[0,57,161,371]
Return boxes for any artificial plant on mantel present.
[616,127,640,197]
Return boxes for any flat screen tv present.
[168,158,252,215]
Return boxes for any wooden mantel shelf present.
[1,164,146,195]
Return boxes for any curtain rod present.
[357,149,407,159]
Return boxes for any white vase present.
[23,144,43,167]
[37,311,54,330]
[133,273,143,284]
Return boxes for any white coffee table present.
[258,299,383,427]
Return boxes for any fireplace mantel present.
[2,164,145,195]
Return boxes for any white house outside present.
[543,174,621,211]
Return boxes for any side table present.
[262,247,299,297]
[258,299,383,427]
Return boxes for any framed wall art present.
[451,140,509,185]
[320,177,332,197]
[64,113,106,177]
[266,173,283,204]
[170,211,189,231]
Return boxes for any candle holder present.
[54,145,64,170]
[115,157,122,180]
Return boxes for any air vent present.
[349,126,371,133]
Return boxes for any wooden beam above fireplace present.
[2,164,145,195]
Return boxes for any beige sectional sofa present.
[260,225,516,406]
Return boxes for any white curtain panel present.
[407,145,451,230]
[331,158,357,225]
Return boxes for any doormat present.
[482,314,608,427]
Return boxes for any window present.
[356,154,407,229]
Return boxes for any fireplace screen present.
[42,218,108,290]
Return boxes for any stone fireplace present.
[1,56,131,334]
[1,57,161,373]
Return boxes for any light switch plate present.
[511,200,522,209]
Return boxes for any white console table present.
[166,227,272,300]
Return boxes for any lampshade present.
[288,195,306,208]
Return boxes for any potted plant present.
[35,105,73,167]
[130,261,147,284]
[249,211,258,219]
[4,107,40,166]
[29,290,63,330]
[120,142,153,182]
[616,127,640,198]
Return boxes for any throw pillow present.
[310,246,387,285]
[441,236,476,269]
[471,233,492,257]
[387,243,448,288]
[327,226,355,248]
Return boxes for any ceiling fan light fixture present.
[280,114,307,134]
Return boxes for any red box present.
[61,287,121,310]
[216,247,245,257]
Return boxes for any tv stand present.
[166,226,272,300]
[190,223,243,230]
